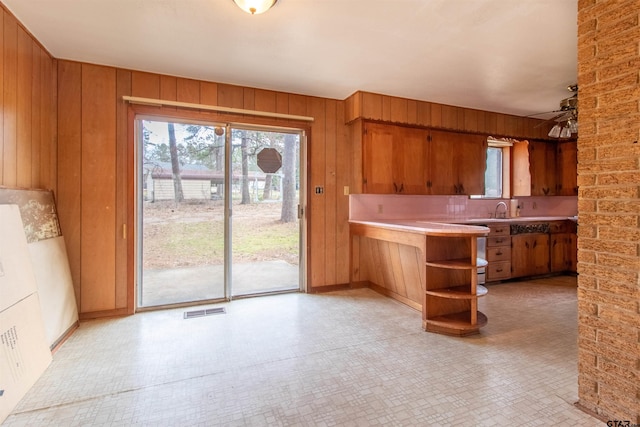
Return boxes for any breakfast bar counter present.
[349,219,490,336]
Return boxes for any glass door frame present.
[226,123,307,300]
[135,115,307,310]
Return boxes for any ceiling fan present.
[530,84,578,138]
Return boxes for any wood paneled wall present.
[345,91,554,140]
[1,5,57,192]
[56,62,352,316]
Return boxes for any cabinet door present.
[511,234,550,277]
[550,233,568,273]
[363,123,395,193]
[557,141,578,196]
[551,232,578,272]
[529,140,557,196]
[427,130,456,194]
[530,234,550,275]
[395,126,428,194]
[456,134,487,195]
[510,234,530,278]
[428,130,486,195]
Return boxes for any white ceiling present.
[3,0,577,118]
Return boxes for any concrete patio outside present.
[140,260,300,307]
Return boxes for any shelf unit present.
[423,234,488,336]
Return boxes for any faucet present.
[494,201,508,219]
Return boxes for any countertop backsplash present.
[349,194,578,222]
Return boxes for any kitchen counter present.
[348,215,577,335]
[348,219,490,236]
[454,216,577,224]
[350,216,577,230]
[349,219,490,336]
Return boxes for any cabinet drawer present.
[487,236,510,247]
[487,261,511,281]
[487,246,511,262]
[488,224,509,236]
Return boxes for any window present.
[483,138,514,198]
[485,147,503,197]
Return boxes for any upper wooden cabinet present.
[363,123,396,193]
[528,140,558,196]
[427,130,456,194]
[362,122,486,195]
[396,126,430,194]
[429,130,486,195]
[363,122,428,194]
[556,140,578,196]
[523,139,578,197]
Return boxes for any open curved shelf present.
[426,258,489,270]
[425,311,488,334]
[425,284,488,299]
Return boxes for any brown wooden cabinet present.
[485,220,577,280]
[511,233,550,278]
[427,130,456,194]
[363,122,396,193]
[550,233,577,272]
[556,140,578,196]
[428,130,486,195]
[397,126,430,194]
[485,224,511,282]
[549,220,578,273]
[524,139,577,197]
[529,140,557,196]
[361,122,487,195]
[363,122,428,194]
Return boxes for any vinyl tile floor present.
[4,276,602,426]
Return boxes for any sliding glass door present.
[137,118,304,308]
[229,127,302,297]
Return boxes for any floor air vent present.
[183,307,226,319]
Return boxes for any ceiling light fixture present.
[547,84,579,139]
[548,124,562,138]
[547,111,578,139]
[232,0,278,15]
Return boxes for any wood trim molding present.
[122,96,315,122]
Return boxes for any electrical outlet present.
[343,186,349,195]
[377,204,383,214]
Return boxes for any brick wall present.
[577,0,640,422]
